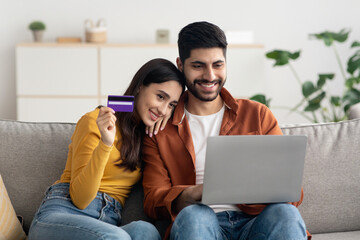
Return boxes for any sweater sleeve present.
[69,111,113,209]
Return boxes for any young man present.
[142,21,309,240]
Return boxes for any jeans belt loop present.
[103,192,113,206]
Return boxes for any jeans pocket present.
[44,184,72,203]
[97,200,122,226]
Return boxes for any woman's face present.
[136,81,183,127]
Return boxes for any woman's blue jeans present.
[170,204,307,240]
[28,183,160,240]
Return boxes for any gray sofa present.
[1,118,360,239]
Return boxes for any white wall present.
[2,0,360,124]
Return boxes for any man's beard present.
[185,78,225,102]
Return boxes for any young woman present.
[28,58,185,240]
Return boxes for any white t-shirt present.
[185,105,239,213]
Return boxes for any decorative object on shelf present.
[56,37,82,43]
[28,21,46,42]
[250,29,360,123]
[84,19,107,43]
[156,29,170,44]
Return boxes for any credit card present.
[107,95,134,112]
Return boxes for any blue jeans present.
[170,204,307,240]
[28,183,160,240]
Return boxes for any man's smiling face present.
[179,47,227,102]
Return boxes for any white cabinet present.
[100,45,179,97]
[16,43,100,122]
[17,98,99,123]
[16,43,265,122]
[16,47,98,96]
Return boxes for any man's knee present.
[263,203,303,222]
[251,204,307,239]
[263,204,306,235]
[175,204,217,225]
[122,220,160,240]
[171,204,220,239]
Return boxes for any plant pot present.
[32,30,44,42]
[349,102,360,120]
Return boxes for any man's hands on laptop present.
[173,184,203,213]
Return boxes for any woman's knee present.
[29,212,132,240]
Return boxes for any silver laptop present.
[201,135,307,205]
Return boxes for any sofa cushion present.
[0,120,75,233]
[312,231,360,240]
[0,119,150,233]
[0,174,26,240]
[1,117,360,236]
[281,119,360,234]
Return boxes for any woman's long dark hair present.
[116,58,185,171]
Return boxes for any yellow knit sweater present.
[55,108,141,209]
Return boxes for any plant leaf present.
[351,41,360,48]
[309,29,350,46]
[331,96,341,107]
[343,88,360,112]
[345,77,360,88]
[302,81,317,97]
[29,21,46,31]
[289,51,301,60]
[310,32,333,46]
[309,91,326,105]
[317,74,335,88]
[249,94,271,108]
[343,88,360,102]
[304,102,321,112]
[347,50,360,75]
[265,50,301,66]
[333,29,350,43]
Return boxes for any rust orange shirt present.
[142,88,309,239]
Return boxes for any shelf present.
[17,42,264,48]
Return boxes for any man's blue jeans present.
[28,183,160,240]
[170,204,307,240]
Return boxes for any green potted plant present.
[28,21,46,42]
[250,29,360,123]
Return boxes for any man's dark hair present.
[177,21,228,63]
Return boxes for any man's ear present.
[176,57,183,72]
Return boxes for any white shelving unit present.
[16,43,265,122]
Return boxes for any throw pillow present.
[0,175,26,240]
